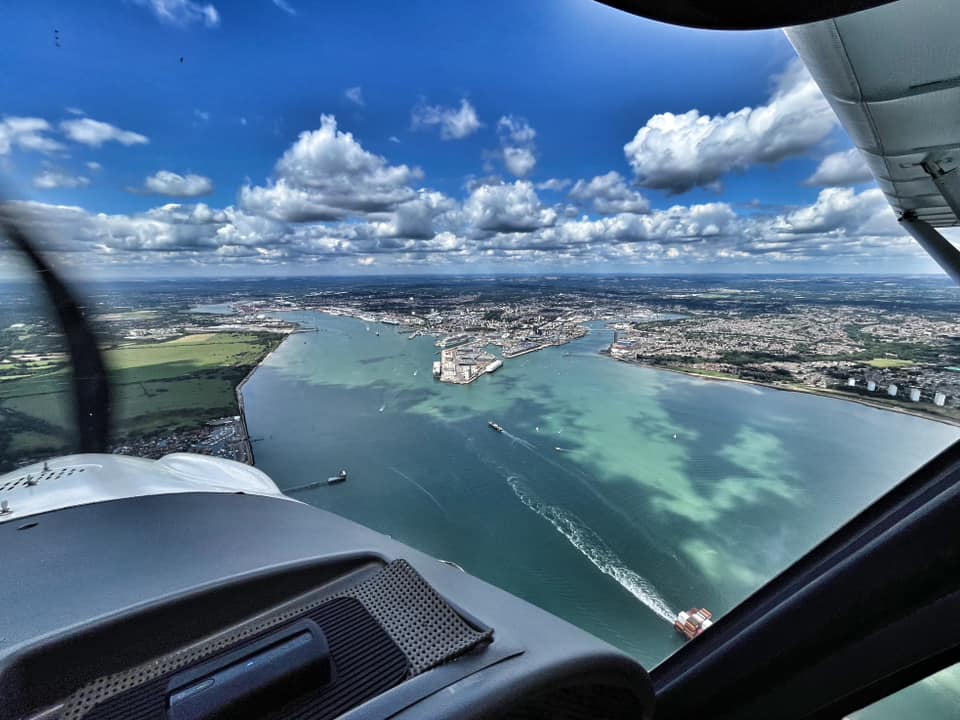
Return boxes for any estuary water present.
[242,311,958,714]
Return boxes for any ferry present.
[674,608,713,640]
[488,421,504,433]
[327,469,348,485]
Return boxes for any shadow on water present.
[241,310,960,669]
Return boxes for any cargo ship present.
[674,608,713,640]
[488,421,504,433]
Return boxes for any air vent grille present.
[0,465,88,493]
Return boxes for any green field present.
[0,332,282,470]
[864,357,915,369]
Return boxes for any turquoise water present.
[242,312,959,710]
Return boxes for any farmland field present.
[0,332,282,470]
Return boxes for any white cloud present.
[775,187,897,237]
[0,182,923,273]
[344,86,364,106]
[624,59,836,194]
[142,170,214,197]
[411,99,481,140]
[0,117,64,155]
[569,171,650,214]
[86,161,102,172]
[806,149,873,186]
[497,115,537,177]
[241,114,422,222]
[503,147,536,177]
[65,107,85,116]
[357,256,375,266]
[464,180,556,233]
[272,0,296,15]
[536,178,571,191]
[60,118,148,147]
[388,135,400,143]
[371,190,456,240]
[132,0,220,27]
[194,109,210,122]
[33,170,91,190]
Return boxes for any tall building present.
[909,388,921,402]
[934,391,947,407]
[867,380,877,392]
[887,384,898,397]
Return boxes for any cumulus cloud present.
[624,59,836,193]
[33,170,91,190]
[464,180,556,233]
[132,0,220,27]
[60,118,149,147]
[344,86,364,106]
[569,171,650,215]
[0,182,921,273]
[806,149,873,186]
[775,187,897,236]
[141,170,214,197]
[371,190,456,240]
[86,161,103,172]
[0,117,64,154]
[411,99,481,140]
[497,115,537,177]
[241,114,422,222]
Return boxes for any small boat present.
[674,608,713,640]
[327,469,348,485]
[488,421,504,433]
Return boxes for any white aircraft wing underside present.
[788,0,960,227]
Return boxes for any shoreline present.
[609,355,960,429]
[242,309,960,431]
[234,334,288,465]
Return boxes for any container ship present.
[674,608,713,640]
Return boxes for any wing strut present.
[899,214,960,286]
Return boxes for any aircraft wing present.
[787,0,960,228]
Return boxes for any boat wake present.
[505,475,675,624]
[389,466,446,515]
[502,430,536,451]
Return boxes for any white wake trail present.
[505,476,675,623]
[389,467,446,515]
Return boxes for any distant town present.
[2,275,959,471]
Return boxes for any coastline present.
[239,309,960,433]
[234,335,288,465]
[609,355,960,429]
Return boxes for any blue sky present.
[0,0,940,277]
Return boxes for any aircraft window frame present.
[651,438,960,719]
